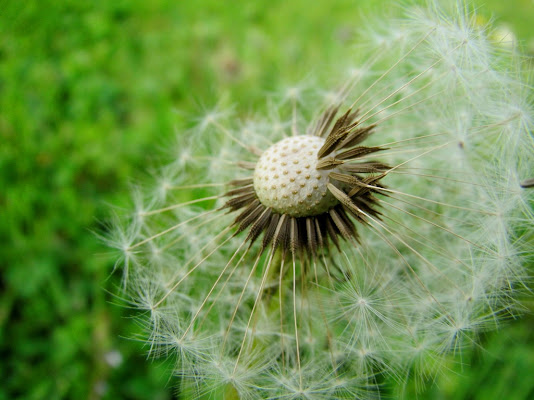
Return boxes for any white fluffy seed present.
[253,135,339,217]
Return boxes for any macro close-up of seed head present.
[226,108,387,259]
[107,1,534,399]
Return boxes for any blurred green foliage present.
[1,0,532,399]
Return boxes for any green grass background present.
[1,0,532,399]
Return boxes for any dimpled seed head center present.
[253,135,339,217]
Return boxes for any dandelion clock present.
[107,1,533,398]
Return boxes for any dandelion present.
[108,1,533,398]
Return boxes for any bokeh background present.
[1,0,533,399]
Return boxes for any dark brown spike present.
[357,192,382,208]
[314,217,324,251]
[354,197,382,222]
[329,172,365,189]
[271,214,288,251]
[314,216,329,255]
[328,208,354,241]
[327,183,366,222]
[336,146,386,161]
[340,162,390,174]
[229,178,254,187]
[313,105,341,137]
[261,213,280,251]
[233,199,261,225]
[336,206,359,240]
[337,124,376,149]
[223,184,254,198]
[338,108,360,130]
[283,215,294,253]
[347,174,387,197]
[297,218,308,254]
[325,215,341,251]
[246,207,273,246]
[331,108,354,131]
[289,217,299,255]
[223,192,257,211]
[346,109,360,124]
[235,202,265,233]
[237,161,256,170]
[306,217,317,257]
[316,158,344,170]
[317,108,358,158]
[318,132,350,159]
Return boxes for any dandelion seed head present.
[107,1,533,398]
